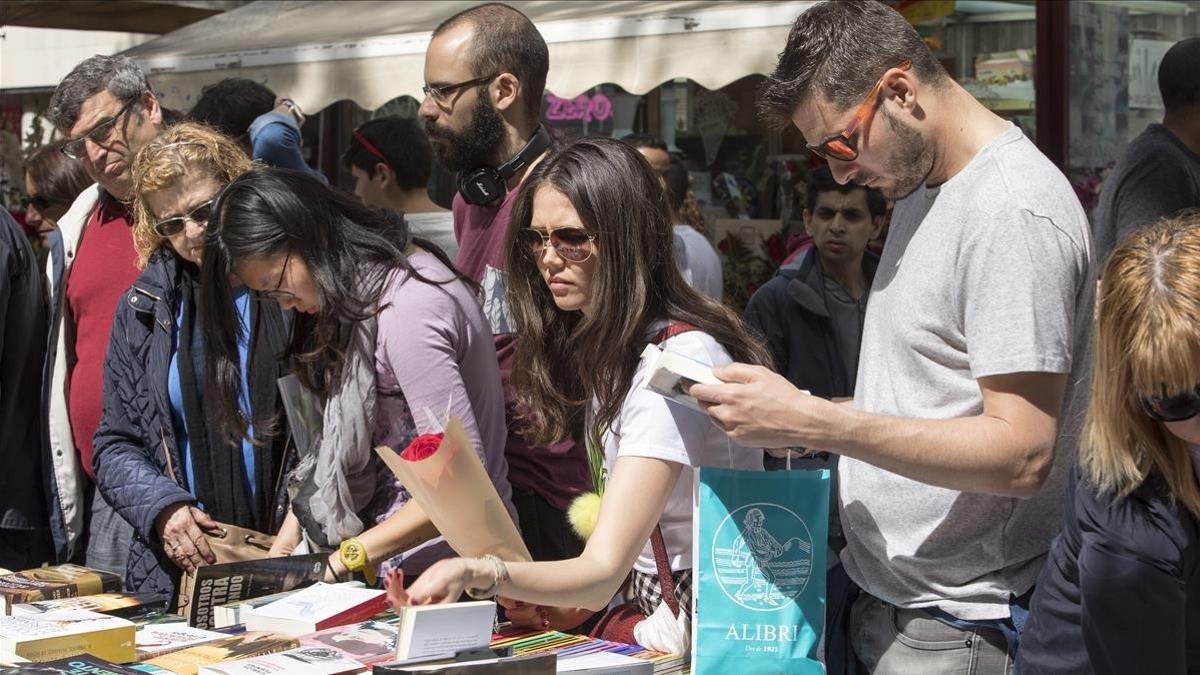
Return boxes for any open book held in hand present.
[640,343,722,413]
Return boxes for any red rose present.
[717,235,733,254]
[400,433,444,461]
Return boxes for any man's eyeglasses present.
[806,60,912,162]
[422,74,499,104]
[152,199,214,238]
[516,227,596,263]
[352,130,393,170]
[21,195,58,212]
[251,250,298,302]
[60,96,142,160]
[1139,384,1200,422]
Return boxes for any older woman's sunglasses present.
[516,227,595,263]
[806,59,912,162]
[1139,385,1200,422]
[152,199,214,237]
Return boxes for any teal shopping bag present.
[692,467,829,675]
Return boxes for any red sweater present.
[66,197,141,480]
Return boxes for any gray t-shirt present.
[1092,124,1200,267]
[840,125,1094,620]
[673,224,724,299]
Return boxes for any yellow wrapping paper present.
[375,417,531,563]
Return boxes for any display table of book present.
[0,563,688,674]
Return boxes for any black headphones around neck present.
[456,125,551,206]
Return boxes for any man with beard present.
[419,4,591,568]
[689,2,1092,672]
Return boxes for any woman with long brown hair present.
[1018,211,1200,673]
[402,137,768,652]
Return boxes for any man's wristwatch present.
[338,537,376,585]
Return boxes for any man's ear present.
[141,90,163,127]
[869,214,886,241]
[374,162,393,188]
[883,67,918,114]
[492,73,520,115]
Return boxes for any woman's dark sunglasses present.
[806,59,912,162]
[152,199,214,237]
[1139,385,1200,422]
[516,227,595,263]
[21,195,58,211]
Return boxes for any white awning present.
[120,0,818,113]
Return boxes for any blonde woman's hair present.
[129,122,253,268]
[1083,209,1200,518]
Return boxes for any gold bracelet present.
[464,554,509,600]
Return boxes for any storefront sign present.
[545,93,613,123]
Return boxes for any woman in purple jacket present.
[1018,211,1200,674]
[198,167,513,583]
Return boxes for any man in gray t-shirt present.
[690,3,1092,672]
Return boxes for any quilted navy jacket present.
[93,250,291,599]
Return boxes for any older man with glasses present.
[42,55,168,575]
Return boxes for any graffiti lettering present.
[545,93,613,123]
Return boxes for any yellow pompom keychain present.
[568,426,606,540]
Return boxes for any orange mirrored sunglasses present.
[806,60,912,162]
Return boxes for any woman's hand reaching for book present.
[155,502,218,573]
[405,557,492,605]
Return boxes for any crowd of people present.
[1,1,1199,673]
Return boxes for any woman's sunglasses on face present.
[152,199,214,238]
[1140,385,1200,422]
[806,59,912,162]
[517,227,596,263]
[21,195,59,212]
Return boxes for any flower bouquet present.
[374,417,531,563]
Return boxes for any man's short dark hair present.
[48,55,151,131]
[664,155,690,214]
[433,3,549,125]
[189,78,277,139]
[806,165,887,217]
[341,116,433,191]
[759,0,949,128]
[1159,37,1200,112]
[620,133,668,152]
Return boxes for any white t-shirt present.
[600,326,763,576]
[673,225,724,300]
[405,211,458,262]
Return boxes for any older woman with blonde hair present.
[1018,211,1200,674]
[92,122,292,601]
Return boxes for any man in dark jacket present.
[0,210,52,569]
[742,165,886,552]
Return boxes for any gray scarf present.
[291,315,379,549]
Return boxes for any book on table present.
[374,652,555,674]
[392,601,496,664]
[11,592,167,620]
[141,631,300,675]
[183,553,327,630]
[0,565,122,613]
[7,652,147,674]
[299,618,398,666]
[213,581,364,629]
[557,651,654,674]
[0,608,135,663]
[243,582,389,636]
[196,645,366,674]
[134,623,227,661]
